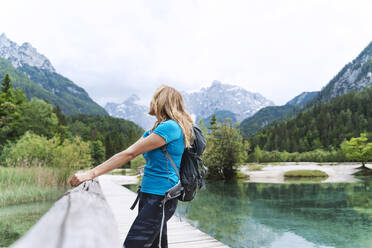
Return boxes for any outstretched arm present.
[69,133,166,187]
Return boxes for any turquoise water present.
[126,178,372,248]
[174,179,372,248]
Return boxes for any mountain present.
[182,80,274,123]
[0,33,107,116]
[239,91,319,136]
[105,80,274,129]
[240,40,372,137]
[285,91,319,107]
[314,41,372,102]
[105,94,156,130]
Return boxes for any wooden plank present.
[98,174,230,247]
[10,179,122,248]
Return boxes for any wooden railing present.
[10,178,122,248]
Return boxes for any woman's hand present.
[69,170,95,187]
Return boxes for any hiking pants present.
[123,192,178,248]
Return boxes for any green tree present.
[0,75,28,149]
[90,140,106,166]
[341,133,372,169]
[253,145,263,163]
[53,105,68,145]
[21,97,59,138]
[203,119,249,180]
[208,113,218,133]
[198,118,208,135]
[0,74,11,94]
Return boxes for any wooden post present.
[10,178,122,248]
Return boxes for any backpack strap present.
[129,185,141,210]
[160,145,180,179]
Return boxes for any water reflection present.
[175,178,372,248]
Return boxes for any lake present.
[126,177,372,248]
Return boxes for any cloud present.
[1,0,372,106]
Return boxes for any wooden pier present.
[10,174,229,248]
[99,174,229,248]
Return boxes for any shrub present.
[1,131,92,186]
[130,155,146,174]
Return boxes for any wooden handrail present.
[10,178,122,248]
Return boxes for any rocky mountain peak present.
[183,81,275,123]
[0,33,55,73]
[105,81,274,129]
[0,33,13,48]
[105,95,155,130]
[317,40,372,101]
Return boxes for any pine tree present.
[1,74,11,94]
[91,140,106,166]
[208,113,218,133]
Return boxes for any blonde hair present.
[148,84,194,148]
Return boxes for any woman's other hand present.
[69,170,95,187]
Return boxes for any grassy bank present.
[284,170,329,178]
[0,166,68,207]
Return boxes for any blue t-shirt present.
[140,119,184,196]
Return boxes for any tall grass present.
[0,166,67,207]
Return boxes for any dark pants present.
[123,192,178,248]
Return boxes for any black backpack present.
[160,123,207,202]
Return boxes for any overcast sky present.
[2,0,372,107]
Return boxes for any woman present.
[69,84,194,248]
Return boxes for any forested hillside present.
[66,114,144,160]
[249,86,372,152]
[0,57,107,116]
